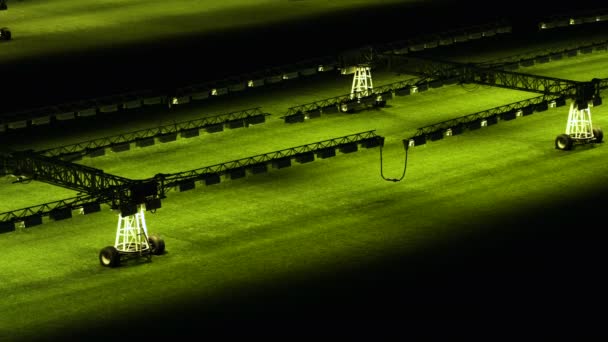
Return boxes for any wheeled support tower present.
[350,65,373,100]
[555,101,603,150]
[99,204,165,267]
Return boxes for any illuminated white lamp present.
[282,71,299,80]
[211,87,228,96]
[569,18,583,25]
[446,128,452,136]
[408,139,415,147]
[31,116,51,125]
[56,112,75,121]
[516,109,523,117]
[549,100,557,108]
[481,119,488,127]
[318,64,335,72]
[171,96,190,105]
[248,79,265,87]
[411,86,419,94]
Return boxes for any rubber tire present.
[99,246,121,267]
[555,134,573,150]
[0,28,11,41]
[593,127,603,143]
[148,235,165,255]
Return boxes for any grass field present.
[2,2,608,341]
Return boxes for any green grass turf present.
[2,4,608,340]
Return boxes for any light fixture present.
[0,221,15,233]
[82,202,101,214]
[23,214,43,228]
[204,173,221,186]
[179,180,195,192]
[50,207,73,221]
[250,163,268,174]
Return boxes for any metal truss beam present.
[411,94,562,139]
[39,107,269,159]
[155,130,383,194]
[477,39,608,69]
[283,77,423,117]
[386,54,605,100]
[0,193,102,224]
[6,151,131,194]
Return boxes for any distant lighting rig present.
[539,9,608,30]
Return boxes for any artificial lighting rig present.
[2,11,606,241]
[0,130,385,259]
[385,52,607,150]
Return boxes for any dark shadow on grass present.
[24,180,608,341]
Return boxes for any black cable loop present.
[379,143,409,182]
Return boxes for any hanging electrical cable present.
[380,139,410,182]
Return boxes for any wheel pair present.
[99,235,165,267]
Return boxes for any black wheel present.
[555,134,573,150]
[148,235,165,255]
[99,246,121,267]
[0,28,11,41]
[593,127,603,143]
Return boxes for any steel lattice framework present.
[156,130,382,194]
[39,107,269,159]
[412,94,562,138]
[6,151,132,194]
[3,25,608,228]
[0,131,383,225]
[386,54,606,101]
